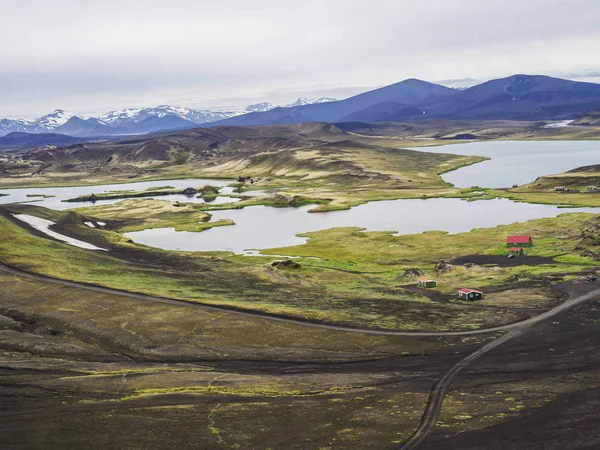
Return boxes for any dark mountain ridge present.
[213,79,455,126]
[0,132,89,150]
[211,74,600,126]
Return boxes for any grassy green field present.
[261,212,599,300]
[75,199,235,233]
[2,201,599,331]
[483,165,600,207]
[0,205,527,331]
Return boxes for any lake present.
[422,140,600,188]
[3,141,599,254]
[125,140,600,253]
[126,198,598,253]
[0,178,241,209]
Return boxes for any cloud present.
[1,0,599,117]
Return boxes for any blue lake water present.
[420,140,600,188]
[3,141,599,254]
[126,198,598,253]
[0,178,240,209]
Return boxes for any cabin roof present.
[507,235,531,243]
[510,247,523,252]
[419,277,435,282]
[459,288,482,294]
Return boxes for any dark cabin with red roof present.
[458,288,483,301]
[506,235,533,248]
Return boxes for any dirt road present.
[395,285,600,449]
[2,262,600,338]
[2,262,600,449]
[395,330,524,449]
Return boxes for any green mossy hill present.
[488,164,600,207]
[519,171,600,192]
[0,122,481,202]
[74,199,232,233]
[262,211,600,301]
[64,186,201,203]
[0,204,527,331]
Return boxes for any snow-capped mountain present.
[0,110,79,137]
[98,105,246,128]
[245,98,337,112]
[0,106,239,137]
[0,98,339,138]
[0,119,43,136]
[283,97,337,107]
[35,109,78,129]
[246,102,275,112]
[0,109,89,135]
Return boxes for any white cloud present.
[1,0,599,118]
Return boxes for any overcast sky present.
[2,0,600,119]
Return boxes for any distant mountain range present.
[211,75,600,127]
[0,132,89,150]
[0,98,337,138]
[2,74,600,142]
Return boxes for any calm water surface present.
[126,198,599,253]
[3,141,599,253]
[421,140,600,188]
[0,178,241,209]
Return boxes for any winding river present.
[1,140,599,253]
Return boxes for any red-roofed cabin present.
[458,288,483,301]
[506,235,533,248]
[587,186,598,191]
[509,247,524,256]
[418,277,437,288]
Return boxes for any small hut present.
[418,277,437,288]
[554,186,566,192]
[506,235,533,248]
[509,247,524,256]
[587,185,598,191]
[458,289,483,301]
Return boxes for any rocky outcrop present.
[265,260,301,270]
[238,176,261,184]
[182,187,197,196]
[200,185,220,195]
[399,268,425,279]
[434,261,454,275]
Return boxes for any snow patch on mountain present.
[246,102,275,112]
[99,105,244,127]
[35,109,77,129]
[246,98,337,112]
[0,97,338,137]
[283,97,337,107]
[99,108,143,124]
[0,119,41,136]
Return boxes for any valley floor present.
[2,122,600,448]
